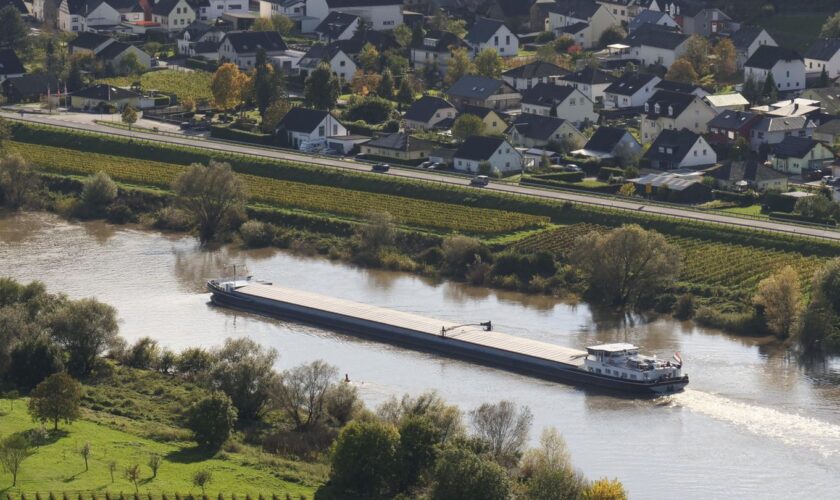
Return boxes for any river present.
[1,212,839,499]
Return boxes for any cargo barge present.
[208,278,688,395]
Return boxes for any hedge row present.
[596,167,625,181]
[210,125,277,146]
[522,177,620,194]
[769,211,837,227]
[712,190,759,206]
[530,171,586,182]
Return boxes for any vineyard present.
[9,142,548,235]
[97,70,213,102]
[512,224,826,292]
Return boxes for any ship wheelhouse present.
[582,343,682,383]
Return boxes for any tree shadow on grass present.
[23,427,70,447]
[165,445,217,463]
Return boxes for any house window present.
[340,60,345,67]
[505,35,510,44]
[494,36,499,46]
[318,125,325,137]
[333,124,338,135]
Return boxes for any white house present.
[804,38,840,78]
[276,107,348,150]
[297,44,356,81]
[627,9,678,33]
[465,17,518,58]
[0,49,25,83]
[306,0,402,32]
[219,31,288,69]
[623,23,689,69]
[259,0,306,20]
[603,72,661,109]
[643,128,716,169]
[597,0,668,25]
[554,66,615,103]
[176,22,228,57]
[501,60,569,91]
[197,0,249,22]
[58,0,120,32]
[640,90,716,142]
[507,113,586,149]
[749,115,817,153]
[729,26,777,70]
[152,0,196,32]
[454,136,523,174]
[403,95,457,130]
[314,11,360,43]
[96,41,152,73]
[768,136,835,175]
[744,45,805,93]
[520,83,598,126]
[409,30,470,72]
[547,0,619,49]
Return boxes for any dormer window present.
[668,105,673,115]
[654,103,660,113]
[644,102,649,112]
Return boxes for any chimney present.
[794,103,799,112]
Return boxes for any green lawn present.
[720,204,766,218]
[0,399,320,496]
[757,14,830,52]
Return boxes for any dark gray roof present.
[624,23,688,50]
[314,12,359,40]
[752,115,814,133]
[655,79,703,94]
[712,161,786,183]
[745,45,802,70]
[508,113,571,141]
[547,0,601,19]
[326,0,400,6]
[466,17,507,45]
[153,0,187,16]
[604,72,658,96]
[455,136,507,161]
[446,75,515,100]
[502,60,569,79]
[729,26,767,51]
[409,30,467,52]
[560,66,615,85]
[707,110,759,130]
[96,41,136,61]
[815,119,840,136]
[69,32,113,51]
[72,84,140,101]
[300,44,343,67]
[0,49,24,76]
[0,0,28,13]
[643,128,702,163]
[584,126,634,153]
[643,90,696,118]
[628,10,671,33]
[403,95,454,123]
[561,22,589,35]
[521,83,576,107]
[805,39,840,62]
[772,136,822,159]
[2,73,58,98]
[193,41,219,54]
[223,31,288,54]
[495,0,535,18]
[276,107,331,133]
[365,132,433,152]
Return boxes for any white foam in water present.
[670,389,840,458]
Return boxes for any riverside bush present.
[239,220,276,247]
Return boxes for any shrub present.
[674,293,695,320]
[185,392,238,450]
[344,97,394,124]
[596,167,624,181]
[106,203,135,224]
[239,220,275,247]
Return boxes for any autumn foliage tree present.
[753,266,803,339]
[211,63,250,114]
[474,49,504,79]
[713,38,737,80]
[665,58,698,84]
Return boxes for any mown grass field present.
[0,400,317,495]
[97,70,213,102]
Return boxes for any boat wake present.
[669,389,840,458]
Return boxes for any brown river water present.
[1,211,839,499]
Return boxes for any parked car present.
[563,164,581,172]
[823,175,836,185]
[372,163,390,172]
[432,162,446,169]
[470,175,490,187]
[179,122,192,130]
[420,161,433,169]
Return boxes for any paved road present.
[6,111,840,242]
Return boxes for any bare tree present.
[0,434,33,486]
[273,360,338,429]
[172,161,247,243]
[470,400,533,465]
[377,391,464,443]
[124,463,142,492]
[109,460,117,483]
[148,453,161,478]
[356,212,396,253]
[80,442,91,471]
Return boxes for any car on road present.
[470,175,490,187]
[823,175,836,185]
[179,122,192,130]
[419,161,433,169]
[372,163,390,172]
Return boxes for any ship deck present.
[235,283,587,367]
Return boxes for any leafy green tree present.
[0,154,40,209]
[445,48,475,86]
[304,62,340,110]
[330,420,399,497]
[0,434,33,487]
[193,469,213,494]
[762,72,778,103]
[393,24,412,47]
[121,105,138,131]
[431,446,511,500]
[795,194,840,221]
[67,60,84,91]
[260,98,291,132]
[80,442,91,471]
[470,400,532,466]
[474,49,503,79]
[753,266,803,339]
[522,427,588,500]
[8,335,64,390]
[28,372,82,430]
[452,114,485,141]
[397,415,440,489]
[0,6,28,52]
[378,68,395,99]
[48,298,119,376]
[252,48,274,115]
[598,25,627,47]
[683,35,710,75]
[209,337,278,420]
[271,14,295,35]
[820,11,840,38]
[396,77,414,105]
[742,75,758,104]
[148,453,161,478]
[358,43,380,72]
[186,392,238,449]
[377,391,464,443]
[172,161,247,243]
[344,96,393,124]
[81,171,118,211]
[820,67,830,88]
[117,52,144,76]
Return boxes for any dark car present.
[179,122,193,130]
[470,175,490,187]
[372,163,390,172]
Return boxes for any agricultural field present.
[511,224,825,293]
[97,70,213,102]
[9,142,548,235]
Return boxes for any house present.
[706,110,761,144]
[69,84,152,111]
[643,128,716,169]
[573,126,641,159]
[502,60,570,91]
[219,31,288,69]
[276,107,348,150]
[744,45,805,94]
[521,83,597,126]
[729,26,777,70]
[703,93,750,113]
[749,115,817,153]
[597,0,669,25]
[624,23,689,69]
[403,95,457,130]
[361,132,434,162]
[453,136,523,173]
[507,113,586,148]
[445,75,521,111]
[710,160,788,192]
[804,38,840,79]
[801,87,840,115]
[767,136,835,175]
[459,106,508,135]
[258,0,306,23]
[640,90,716,142]
[68,32,115,55]
[603,71,661,109]
[465,17,518,58]
[630,171,712,203]
[152,0,196,32]
[674,4,733,37]
[555,66,616,103]
[197,0,249,22]
[58,0,114,32]
[751,97,823,118]
[96,41,153,74]
[297,44,356,81]
[655,79,709,97]
[628,9,677,33]
[814,119,840,145]
[2,74,59,103]
[306,0,403,32]
[314,11,360,43]
[0,0,28,14]
[409,30,470,73]
[0,49,25,83]
[177,21,228,57]
[547,0,619,49]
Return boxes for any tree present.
[45,39,60,78]
[273,360,338,429]
[80,442,91,471]
[445,48,475,86]
[109,460,117,483]
[431,446,511,500]
[211,63,249,114]
[260,98,291,132]
[0,154,40,209]
[377,391,464,443]
[452,114,485,141]
[396,77,414,105]
[795,194,840,221]
[820,67,830,88]
[393,24,412,47]
[67,60,84,92]
[193,469,213,494]
[124,463,142,493]
[356,211,395,254]
[121,105,138,131]
[665,58,698,84]
[330,420,399,497]
[762,72,778,103]
[304,62,340,110]
[350,70,382,96]
[251,17,274,31]
[713,38,737,79]
[28,372,82,430]
[377,68,395,99]
[0,116,10,151]
[251,48,274,116]
[172,161,247,243]
[470,400,533,466]
[117,53,144,76]
[344,96,393,124]
[599,25,627,47]
[397,415,440,489]
[742,75,759,104]
[683,35,710,76]
[571,225,682,306]
[474,49,503,79]
[209,338,278,420]
[126,336,160,369]
[81,171,118,211]
[270,14,295,35]
[48,298,119,376]
[358,43,380,72]
[0,434,33,487]
[522,427,588,500]
[820,11,840,38]
[0,6,28,52]
[186,392,238,449]
[148,453,161,478]
[618,182,636,197]
[585,478,628,500]
[753,266,803,338]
